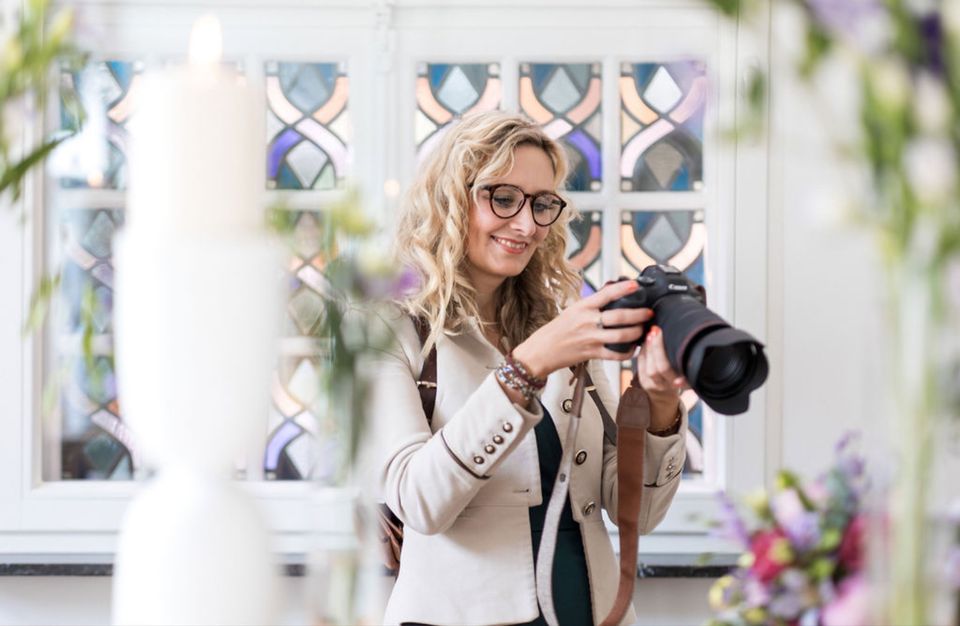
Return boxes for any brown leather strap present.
[583,371,618,445]
[411,316,437,422]
[599,373,651,626]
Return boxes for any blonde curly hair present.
[395,111,582,352]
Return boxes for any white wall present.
[770,4,888,478]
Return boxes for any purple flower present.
[713,491,750,548]
[769,569,815,619]
[918,12,945,75]
[773,489,821,551]
[769,589,806,619]
[743,575,771,607]
[390,266,421,299]
[945,546,960,590]
[357,265,421,301]
[807,0,879,32]
[834,430,860,456]
[805,0,889,52]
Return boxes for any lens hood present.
[684,327,768,415]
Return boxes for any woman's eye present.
[493,196,515,207]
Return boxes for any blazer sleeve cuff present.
[439,371,543,478]
[643,402,688,487]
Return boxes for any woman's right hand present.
[511,279,653,379]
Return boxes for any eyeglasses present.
[478,184,567,227]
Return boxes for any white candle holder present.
[112,234,283,625]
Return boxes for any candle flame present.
[188,13,222,66]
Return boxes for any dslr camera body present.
[602,264,768,415]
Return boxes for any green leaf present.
[79,281,96,371]
[809,557,835,581]
[702,0,743,18]
[797,23,832,79]
[820,527,842,551]
[23,271,61,334]
[0,133,72,202]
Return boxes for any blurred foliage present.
[268,191,409,484]
[1,0,86,205]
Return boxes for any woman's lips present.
[491,236,529,254]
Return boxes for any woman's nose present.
[508,201,538,235]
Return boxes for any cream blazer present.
[370,309,687,626]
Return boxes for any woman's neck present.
[476,287,499,327]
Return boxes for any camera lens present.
[697,343,760,398]
[680,327,768,415]
[653,296,768,415]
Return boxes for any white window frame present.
[0,0,774,562]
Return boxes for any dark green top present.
[516,405,594,626]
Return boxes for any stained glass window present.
[619,209,706,476]
[620,61,706,192]
[58,208,137,479]
[520,63,602,192]
[266,62,351,190]
[416,63,502,164]
[56,61,143,189]
[567,211,602,298]
[267,356,322,480]
[267,210,328,480]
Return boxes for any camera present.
[601,264,768,415]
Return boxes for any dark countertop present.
[0,560,733,578]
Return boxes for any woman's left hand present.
[634,325,686,432]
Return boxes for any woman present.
[371,111,687,626]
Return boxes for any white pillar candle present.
[113,15,281,625]
[127,14,259,237]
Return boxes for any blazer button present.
[502,422,514,432]
[473,455,485,465]
[582,501,596,516]
[561,398,573,413]
[575,449,587,465]
[484,444,496,454]
[492,434,504,444]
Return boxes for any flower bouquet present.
[708,434,869,626]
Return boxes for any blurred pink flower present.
[750,529,792,584]
[822,574,869,626]
[838,514,866,573]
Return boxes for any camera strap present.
[536,365,651,626]
[583,371,619,446]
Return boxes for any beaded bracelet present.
[495,361,542,401]
[505,352,547,389]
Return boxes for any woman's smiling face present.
[465,144,556,293]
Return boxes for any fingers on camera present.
[604,326,643,345]
[604,307,652,326]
